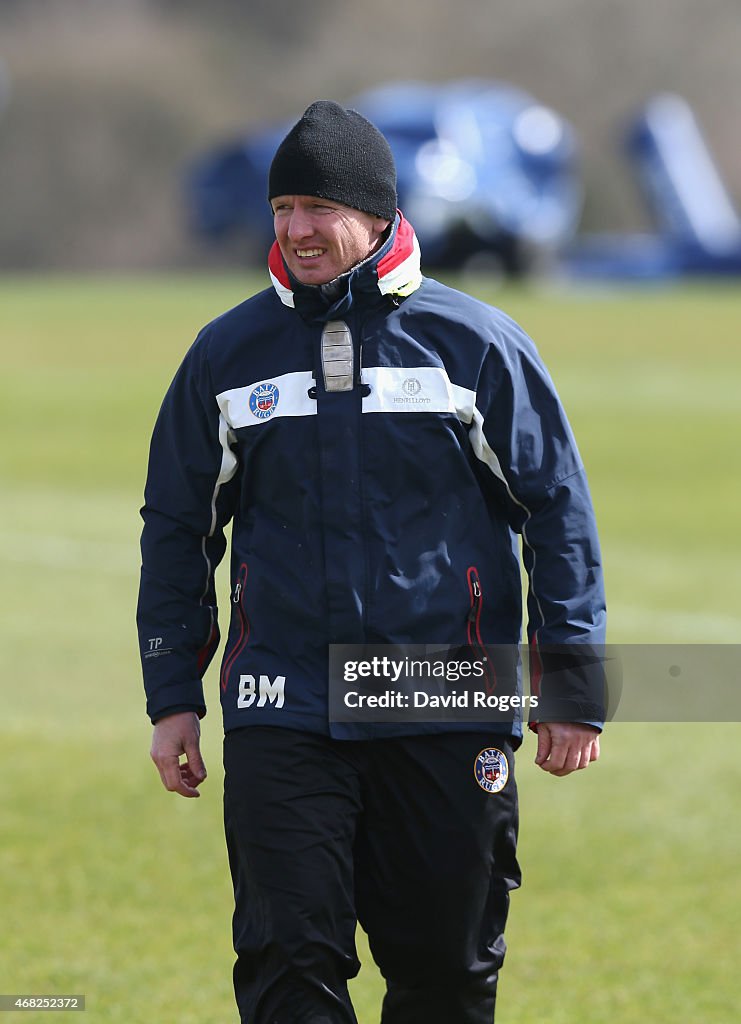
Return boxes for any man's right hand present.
[150,711,207,798]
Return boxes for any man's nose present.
[287,208,314,242]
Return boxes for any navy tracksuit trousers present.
[223,727,521,1024]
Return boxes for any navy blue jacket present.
[137,214,606,738]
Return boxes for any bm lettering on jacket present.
[237,674,286,709]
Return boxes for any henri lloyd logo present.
[395,377,431,405]
[249,382,280,420]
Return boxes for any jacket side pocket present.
[220,563,250,693]
[466,565,497,695]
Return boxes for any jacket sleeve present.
[136,328,239,723]
[473,316,607,727]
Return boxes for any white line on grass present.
[0,532,136,576]
[608,605,741,643]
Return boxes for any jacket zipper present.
[466,566,497,695]
[220,563,250,693]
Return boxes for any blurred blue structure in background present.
[354,81,582,272]
[563,93,741,280]
[185,80,582,275]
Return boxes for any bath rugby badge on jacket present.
[474,748,509,793]
[250,382,280,419]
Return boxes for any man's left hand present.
[534,722,600,777]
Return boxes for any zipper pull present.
[232,582,242,604]
[468,573,481,622]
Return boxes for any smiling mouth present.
[295,248,325,258]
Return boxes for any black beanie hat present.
[268,100,397,221]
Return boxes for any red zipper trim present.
[220,563,250,693]
[467,566,497,695]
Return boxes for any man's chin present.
[290,261,335,286]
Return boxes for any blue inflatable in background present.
[563,93,741,280]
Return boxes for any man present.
[138,100,606,1023]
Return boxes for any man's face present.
[271,195,390,285]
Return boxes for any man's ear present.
[372,217,392,241]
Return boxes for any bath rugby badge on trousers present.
[474,748,509,793]
[250,382,280,419]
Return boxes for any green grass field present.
[1,274,740,1023]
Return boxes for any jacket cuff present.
[150,703,207,725]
